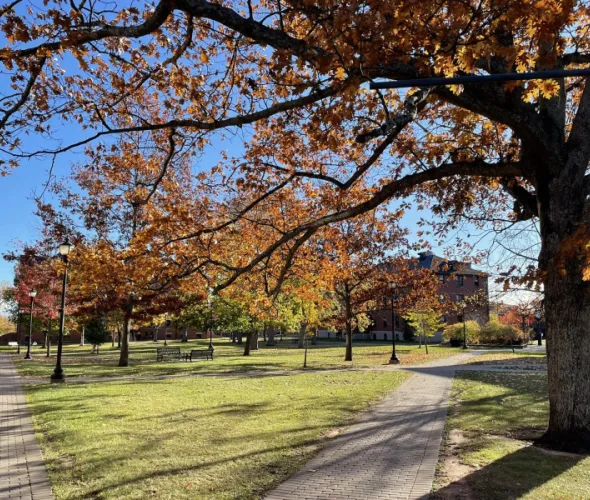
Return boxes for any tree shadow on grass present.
[433,444,586,500]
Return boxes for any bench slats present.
[186,349,213,361]
[156,347,181,362]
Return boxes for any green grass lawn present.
[463,351,547,369]
[6,339,462,379]
[26,369,410,499]
[433,371,590,500]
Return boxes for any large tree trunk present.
[344,284,353,362]
[537,150,590,452]
[297,323,307,349]
[243,331,254,356]
[266,326,276,346]
[118,307,132,367]
[249,331,259,351]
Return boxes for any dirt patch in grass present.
[433,428,477,500]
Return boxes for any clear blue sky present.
[0,145,448,285]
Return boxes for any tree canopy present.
[1,0,590,450]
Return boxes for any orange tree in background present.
[4,249,62,352]
[2,0,590,450]
[37,132,209,367]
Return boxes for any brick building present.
[348,251,489,343]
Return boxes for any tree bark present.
[537,148,590,452]
[118,307,132,367]
[297,323,307,349]
[344,283,353,361]
[249,331,259,351]
[266,326,276,346]
[46,320,51,357]
[243,331,254,356]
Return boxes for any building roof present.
[416,251,484,276]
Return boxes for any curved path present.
[0,355,53,500]
[265,353,472,500]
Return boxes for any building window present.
[474,275,480,287]
[438,274,445,283]
[457,314,464,323]
[383,319,388,328]
[441,315,447,322]
[456,294,464,302]
[457,274,464,287]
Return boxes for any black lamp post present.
[16,307,23,354]
[51,238,72,383]
[207,288,214,350]
[388,282,400,364]
[535,311,542,346]
[24,291,37,359]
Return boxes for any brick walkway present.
[265,354,470,500]
[0,355,53,500]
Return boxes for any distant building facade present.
[318,251,490,343]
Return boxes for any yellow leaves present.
[200,52,209,64]
[540,79,560,99]
[334,67,347,81]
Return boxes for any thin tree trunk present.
[344,284,353,361]
[297,323,307,349]
[118,307,132,367]
[237,332,243,344]
[46,320,51,357]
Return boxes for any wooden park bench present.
[156,347,181,362]
[185,348,214,362]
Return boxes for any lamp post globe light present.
[389,281,400,365]
[51,238,72,383]
[24,291,37,360]
[534,311,543,346]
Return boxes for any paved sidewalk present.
[0,355,53,500]
[265,354,471,500]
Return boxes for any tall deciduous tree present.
[37,134,208,367]
[2,0,590,450]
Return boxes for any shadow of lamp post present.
[50,238,72,383]
[24,292,36,360]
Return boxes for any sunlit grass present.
[434,371,590,500]
[27,370,410,499]
[8,339,463,379]
[464,351,547,369]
